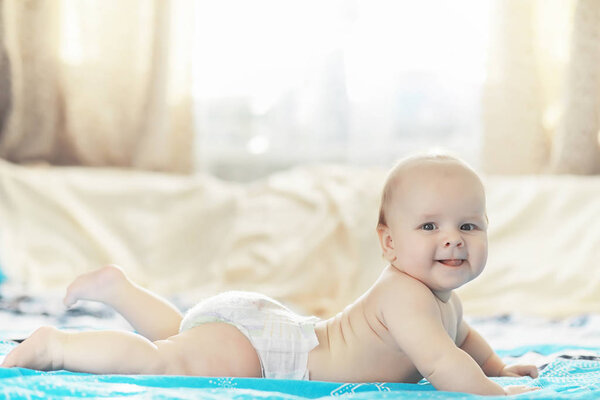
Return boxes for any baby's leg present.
[64,265,182,341]
[2,326,166,374]
[1,323,262,377]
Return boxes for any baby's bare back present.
[307,267,464,382]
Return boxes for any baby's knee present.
[151,339,188,375]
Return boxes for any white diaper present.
[179,291,320,380]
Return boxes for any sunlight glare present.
[60,1,84,65]
[193,0,492,109]
[193,0,342,100]
[247,135,270,155]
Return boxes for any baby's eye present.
[421,223,437,231]
[460,223,477,231]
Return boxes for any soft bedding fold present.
[0,160,598,319]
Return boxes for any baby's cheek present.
[404,239,432,259]
[396,240,429,267]
[471,240,488,269]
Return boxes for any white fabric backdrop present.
[0,160,598,318]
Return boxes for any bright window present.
[192,0,492,180]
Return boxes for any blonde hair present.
[377,152,478,228]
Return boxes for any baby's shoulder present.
[369,267,438,310]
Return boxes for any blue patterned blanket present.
[0,295,599,399]
[1,342,599,398]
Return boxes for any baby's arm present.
[458,321,538,378]
[381,283,506,395]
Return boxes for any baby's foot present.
[1,326,65,371]
[64,264,129,308]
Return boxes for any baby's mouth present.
[437,259,465,267]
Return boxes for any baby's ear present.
[376,224,396,262]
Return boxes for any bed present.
[0,159,599,399]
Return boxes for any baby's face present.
[379,161,488,300]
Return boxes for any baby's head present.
[376,153,488,299]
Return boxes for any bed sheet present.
[1,341,600,399]
[1,294,600,399]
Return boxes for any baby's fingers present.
[514,364,539,378]
[503,364,539,378]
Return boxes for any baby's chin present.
[431,264,479,289]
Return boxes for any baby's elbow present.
[420,360,444,383]
[418,348,467,385]
[416,352,451,382]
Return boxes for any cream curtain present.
[482,0,600,175]
[0,0,195,173]
[2,1,599,175]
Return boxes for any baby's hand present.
[500,364,539,378]
[504,385,541,395]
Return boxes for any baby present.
[1,154,539,395]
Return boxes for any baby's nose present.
[443,238,464,248]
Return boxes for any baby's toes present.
[1,340,35,368]
[1,347,18,367]
[63,282,81,307]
